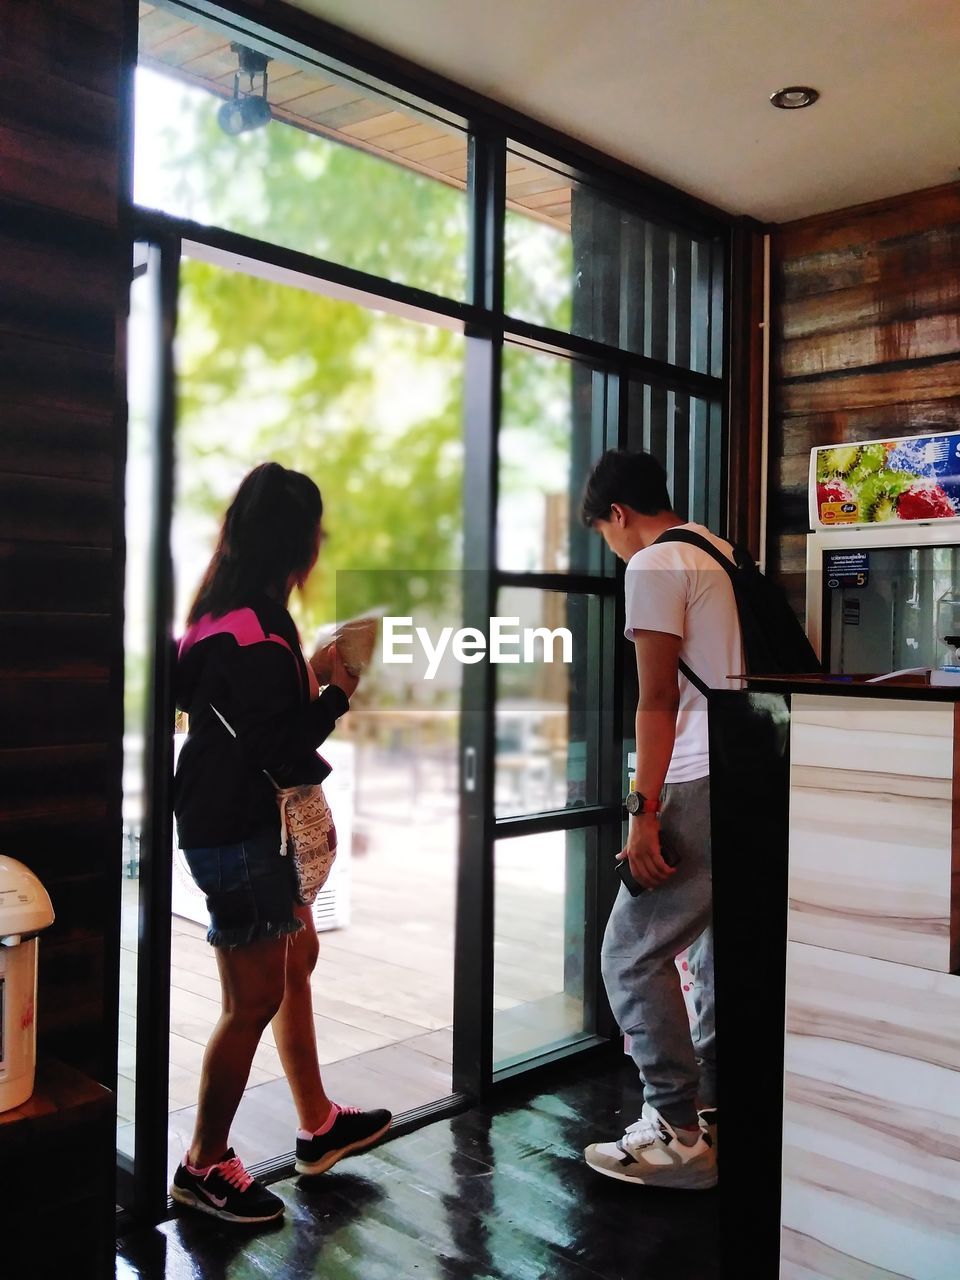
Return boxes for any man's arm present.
[621,629,681,889]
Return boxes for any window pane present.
[136,2,469,299]
[493,589,599,817]
[498,345,607,575]
[627,380,724,529]
[505,147,723,374]
[504,155,576,334]
[494,828,593,1068]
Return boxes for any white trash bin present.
[0,857,55,1112]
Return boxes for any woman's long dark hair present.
[187,462,323,623]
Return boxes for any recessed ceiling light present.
[770,86,820,110]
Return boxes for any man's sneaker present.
[171,1148,284,1223]
[295,1104,392,1175]
[584,1102,717,1189]
[698,1106,718,1156]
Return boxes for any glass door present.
[490,347,618,1071]
[161,249,467,1181]
[451,330,624,1091]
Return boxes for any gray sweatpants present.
[600,775,715,1128]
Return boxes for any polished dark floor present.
[117,1054,721,1280]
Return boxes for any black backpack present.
[654,528,821,694]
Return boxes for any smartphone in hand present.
[616,843,679,896]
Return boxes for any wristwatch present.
[624,791,660,817]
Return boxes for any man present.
[579,448,743,1190]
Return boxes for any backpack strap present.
[677,658,711,698]
[653,528,741,700]
[653,526,744,574]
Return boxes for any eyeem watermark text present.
[383,616,573,680]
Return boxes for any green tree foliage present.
[177,259,465,628]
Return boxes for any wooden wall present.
[768,182,960,617]
[0,0,127,1084]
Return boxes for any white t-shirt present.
[623,522,744,783]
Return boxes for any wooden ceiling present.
[138,2,573,230]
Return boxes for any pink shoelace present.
[337,1105,361,1117]
[211,1154,254,1192]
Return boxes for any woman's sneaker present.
[295,1103,392,1175]
[171,1148,284,1224]
[584,1103,717,1189]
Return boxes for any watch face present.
[625,792,643,814]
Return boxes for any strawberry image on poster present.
[896,480,956,521]
[817,480,854,506]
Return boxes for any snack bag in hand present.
[311,609,383,680]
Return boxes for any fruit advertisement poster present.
[811,431,960,528]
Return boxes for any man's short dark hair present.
[579,449,673,526]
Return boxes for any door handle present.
[463,746,477,793]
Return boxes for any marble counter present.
[706,686,960,1280]
[788,695,959,973]
[778,692,960,1280]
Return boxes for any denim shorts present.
[181,826,304,949]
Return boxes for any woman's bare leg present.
[187,935,287,1168]
[271,904,333,1131]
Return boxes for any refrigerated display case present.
[805,430,960,673]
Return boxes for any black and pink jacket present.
[173,595,349,849]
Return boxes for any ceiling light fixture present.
[218,43,272,135]
[770,86,820,110]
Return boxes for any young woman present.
[171,462,391,1224]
